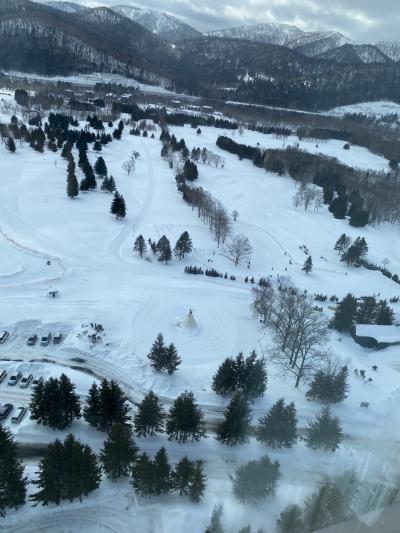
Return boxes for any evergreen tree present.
[100,423,138,481]
[153,447,172,495]
[29,374,81,430]
[212,352,267,399]
[62,434,101,502]
[80,177,90,192]
[94,156,107,178]
[375,300,395,325]
[183,159,198,181]
[356,296,377,324]
[231,455,280,503]
[131,452,154,497]
[31,435,101,505]
[306,366,349,404]
[165,343,182,375]
[205,504,225,533]
[329,195,347,219]
[83,383,100,428]
[341,237,368,266]
[0,425,27,515]
[174,231,193,259]
[212,358,237,395]
[349,209,369,227]
[101,175,116,193]
[302,256,313,275]
[166,391,205,443]
[216,393,252,446]
[172,456,194,496]
[334,233,351,255]
[134,234,147,258]
[147,333,167,372]
[256,399,298,448]
[303,482,347,532]
[277,504,304,533]
[93,140,102,152]
[305,407,343,452]
[67,172,79,199]
[134,391,165,438]
[6,136,16,153]
[330,293,358,334]
[241,351,268,400]
[158,238,172,264]
[189,460,206,502]
[110,191,126,219]
[30,439,64,505]
[84,379,130,432]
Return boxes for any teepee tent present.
[179,310,197,332]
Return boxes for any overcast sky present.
[81,1,399,43]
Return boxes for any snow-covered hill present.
[289,30,352,57]
[42,0,84,12]
[375,41,400,62]
[207,22,305,46]
[111,4,202,41]
[319,44,391,64]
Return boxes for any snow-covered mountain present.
[319,44,391,64]
[206,23,305,46]
[206,24,355,59]
[41,0,85,12]
[289,31,352,57]
[111,4,201,41]
[375,41,400,62]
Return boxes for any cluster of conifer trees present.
[133,231,193,263]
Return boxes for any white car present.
[8,372,22,386]
[20,374,33,388]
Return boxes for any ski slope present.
[1,101,400,531]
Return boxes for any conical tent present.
[179,310,197,332]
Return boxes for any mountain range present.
[38,2,400,64]
[2,0,400,110]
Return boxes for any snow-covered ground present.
[328,100,400,117]
[3,71,191,96]
[1,100,400,531]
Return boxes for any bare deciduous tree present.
[224,234,252,266]
[252,284,275,326]
[270,293,329,387]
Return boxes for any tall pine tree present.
[134,391,165,438]
[166,391,205,443]
[216,393,252,446]
[305,407,343,452]
[256,399,298,448]
[0,426,27,516]
[100,423,138,481]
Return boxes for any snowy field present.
[328,100,400,118]
[1,94,400,531]
[3,71,190,96]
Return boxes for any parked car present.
[32,378,40,386]
[20,373,33,388]
[11,407,27,424]
[27,334,38,346]
[8,372,22,386]
[0,331,9,344]
[0,369,6,383]
[53,333,63,345]
[0,403,13,421]
[40,333,52,346]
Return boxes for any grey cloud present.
[85,0,400,42]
